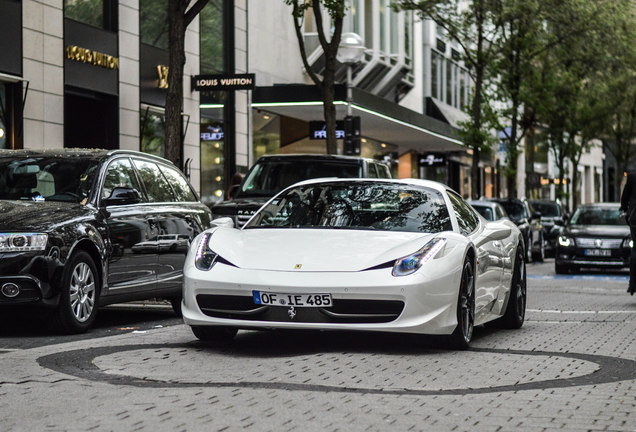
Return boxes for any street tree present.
[395,0,504,199]
[165,0,210,167]
[285,0,345,155]
[524,0,620,208]
[599,4,636,199]
[492,0,562,199]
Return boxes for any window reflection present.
[140,0,168,49]
[140,108,166,158]
[245,182,452,233]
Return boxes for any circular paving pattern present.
[37,343,636,395]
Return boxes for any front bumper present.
[182,260,461,336]
[0,252,60,306]
[555,247,630,268]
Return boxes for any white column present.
[184,14,201,192]
[235,0,250,170]
[118,1,140,151]
[23,0,64,149]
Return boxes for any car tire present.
[447,259,475,350]
[492,246,526,329]
[191,325,237,343]
[170,297,183,317]
[532,233,545,262]
[555,262,569,274]
[52,251,100,334]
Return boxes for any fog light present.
[1,283,20,298]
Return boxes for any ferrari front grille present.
[196,294,404,324]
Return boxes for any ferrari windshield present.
[240,160,362,198]
[244,181,452,233]
[0,156,100,203]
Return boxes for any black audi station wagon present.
[0,149,212,333]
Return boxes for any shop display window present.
[140,107,166,158]
[64,0,116,31]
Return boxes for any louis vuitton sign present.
[192,74,255,91]
[65,45,119,70]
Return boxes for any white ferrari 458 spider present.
[182,178,525,348]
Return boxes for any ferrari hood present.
[208,228,437,272]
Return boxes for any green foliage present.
[140,0,169,49]
[200,0,225,74]
[64,0,103,28]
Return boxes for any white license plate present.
[252,291,332,307]
[584,249,611,257]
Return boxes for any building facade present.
[0,0,250,207]
[1,0,606,206]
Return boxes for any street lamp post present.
[337,33,365,155]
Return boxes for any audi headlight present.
[623,238,633,248]
[0,233,48,252]
[392,238,447,277]
[558,236,574,247]
[194,233,218,271]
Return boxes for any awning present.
[252,85,465,153]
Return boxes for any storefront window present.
[200,0,224,74]
[200,105,225,204]
[431,51,439,99]
[253,110,281,160]
[140,0,168,49]
[0,84,7,149]
[446,59,452,104]
[140,107,166,157]
[64,0,116,31]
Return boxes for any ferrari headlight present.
[0,233,48,252]
[392,238,447,277]
[194,233,218,271]
[558,236,574,247]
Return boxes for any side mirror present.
[211,217,235,228]
[228,184,240,199]
[484,223,512,241]
[102,187,142,206]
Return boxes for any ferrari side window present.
[448,192,478,235]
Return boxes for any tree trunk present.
[470,67,483,199]
[322,45,338,155]
[165,0,188,168]
[506,100,520,199]
[571,161,578,210]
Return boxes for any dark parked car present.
[210,154,392,227]
[488,198,545,262]
[529,200,567,256]
[555,203,631,274]
[467,200,510,222]
[0,149,212,333]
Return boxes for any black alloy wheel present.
[493,246,527,329]
[448,259,475,349]
[525,233,533,263]
[532,233,545,262]
[191,325,238,344]
[170,297,183,317]
[52,251,100,334]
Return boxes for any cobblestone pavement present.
[0,259,634,431]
